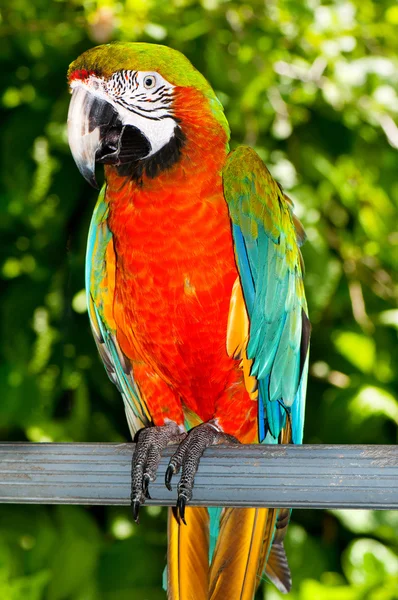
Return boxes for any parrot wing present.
[86,187,152,436]
[223,146,310,444]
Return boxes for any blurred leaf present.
[0,568,50,600]
[343,538,398,587]
[378,310,398,330]
[299,578,361,600]
[98,536,166,600]
[333,332,375,374]
[46,506,101,600]
[332,511,398,544]
[348,386,398,426]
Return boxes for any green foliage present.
[1,0,397,598]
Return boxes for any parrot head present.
[67,42,229,187]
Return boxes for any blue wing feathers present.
[290,355,309,444]
[223,147,310,444]
[232,224,255,314]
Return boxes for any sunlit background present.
[1,0,397,598]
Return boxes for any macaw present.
[67,42,310,599]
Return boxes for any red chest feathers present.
[106,175,239,399]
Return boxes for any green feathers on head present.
[69,42,210,92]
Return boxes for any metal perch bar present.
[0,443,397,509]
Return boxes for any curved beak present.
[67,87,102,188]
[67,86,152,188]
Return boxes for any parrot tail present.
[167,505,291,599]
[167,506,210,600]
[167,423,293,599]
[263,507,292,594]
[208,507,291,599]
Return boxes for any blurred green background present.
[1,0,398,598]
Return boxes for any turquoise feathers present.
[223,146,310,444]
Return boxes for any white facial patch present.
[70,70,177,158]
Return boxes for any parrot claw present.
[165,464,175,491]
[167,422,239,520]
[130,422,186,519]
[176,493,188,525]
[132,499,141,524]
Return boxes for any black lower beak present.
[68,87,152,188]
[96,123,151,166]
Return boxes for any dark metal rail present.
[0,443,396,509]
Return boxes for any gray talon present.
[132,499,140,524]
[166,422,239,519]
[143,473,151,499]
[165,464,175,491]
[176,493,187,525]
[130,423,186,517]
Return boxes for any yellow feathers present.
[226,277,249,359]
[209,508,277,600]
[168,507,210,600]
[168,506,285,600]
[227,278,258,400]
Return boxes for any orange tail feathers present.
[167,506,210,600]
[167,413,293,599]
[209,507,276,600]
[167,506,291,599]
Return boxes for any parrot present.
[67,42,310,599]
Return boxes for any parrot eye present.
[143,75,156,89]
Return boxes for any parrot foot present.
[131,422,186,523]
[165,422,239,524]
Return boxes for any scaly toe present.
[142,473,151,499]
[166,422,239,519]
[130,422,186,517]
[165,464,175,491]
